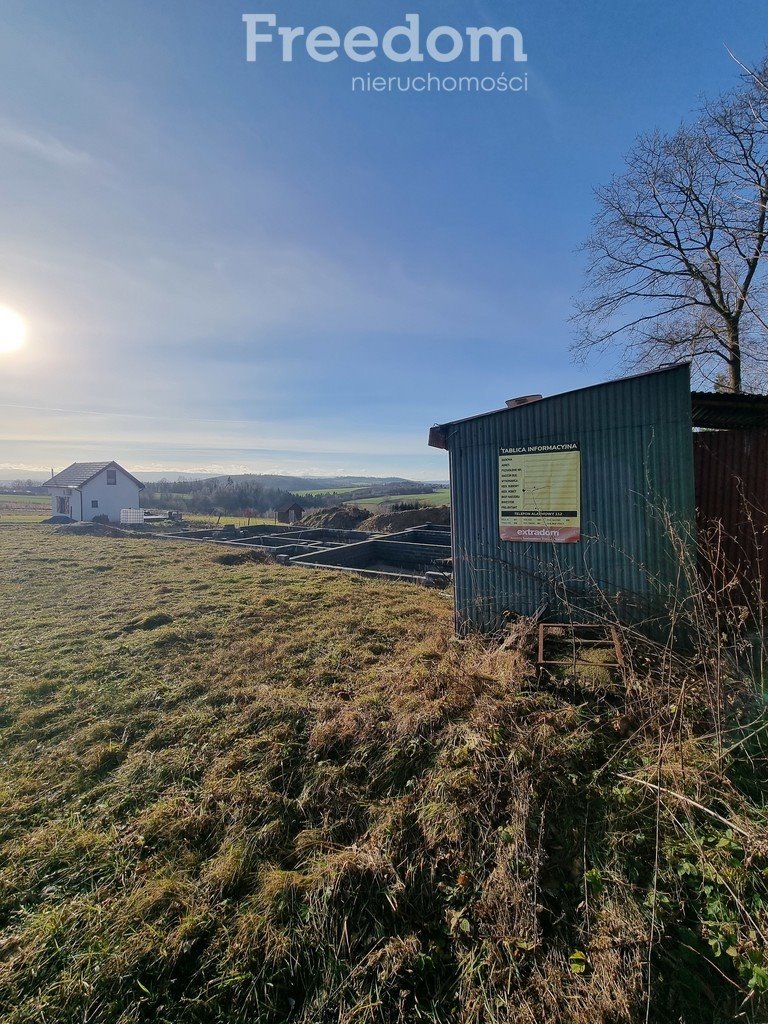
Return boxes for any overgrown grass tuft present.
[0,525,766,1023]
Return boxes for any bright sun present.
[0,306,26,354]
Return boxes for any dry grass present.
[0,525,766,1023]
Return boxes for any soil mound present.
[360,505,450,533]
[53,522,116,537]
[300,505,370,530]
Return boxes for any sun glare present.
[0,306,26,354]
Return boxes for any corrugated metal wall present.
[445,365,696,632]
[694,428,768,601]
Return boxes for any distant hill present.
[1,472,414,486]
[3,471,448,488]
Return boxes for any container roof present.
[428,366,691,450]
[691,391,768,430]
[429,365,767,450]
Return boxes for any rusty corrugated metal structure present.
[694,428,768,601]
[429,365,768,633]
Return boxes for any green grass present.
[1,507,275,528]
[350,488,450,510]
[0,493,50,523]
[1,525,767,1023]
[0,493,49,506]
[294,486,363,497]
[144,490,194,502]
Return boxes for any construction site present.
[162,521,453,588]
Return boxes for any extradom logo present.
[242,13,528,65]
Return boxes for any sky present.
[0,0,766,480]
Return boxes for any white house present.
[45,462,144,523]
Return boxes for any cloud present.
[0,121,94,168]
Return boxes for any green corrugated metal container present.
[429,365,696,633]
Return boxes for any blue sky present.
[1,1,766,479]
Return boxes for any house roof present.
[279,501,304,512]
[45,461,145,489]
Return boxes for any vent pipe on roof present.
[505,394,543,409]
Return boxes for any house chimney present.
[505,394,543,409]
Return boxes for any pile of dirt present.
[360,504,450,533]
[53,522,117,537]
[41,515,73,525]
[300,505,370,529]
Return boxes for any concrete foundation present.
[290,538,452,587]
[158,523,452,589]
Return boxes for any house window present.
[91,500,99,509]
[106,470,117,485]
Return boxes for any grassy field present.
[294,486,363,497]
[350,488,451,510]
[183,513,275,527]
[144,492,194,501]
[0,501,275,528]
[0,494,49,523]
[1,524,767,1023]
[0,494,49,505]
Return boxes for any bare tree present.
[573,57,768,393]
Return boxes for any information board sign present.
[499,443,580,543]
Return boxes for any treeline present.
[140,476,442,516]
[0,480,48,494]
[141,478,310,515]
